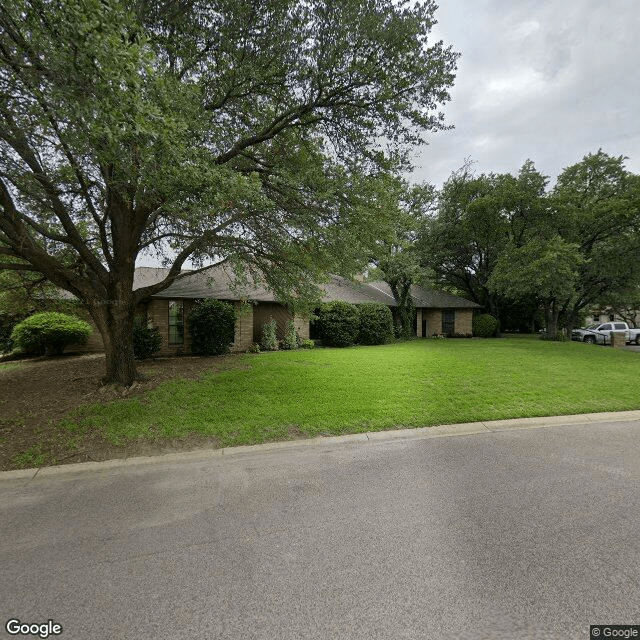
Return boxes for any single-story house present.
[132,265,480,356]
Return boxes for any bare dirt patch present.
[0,353,244,471]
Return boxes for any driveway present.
[1,415,639,640]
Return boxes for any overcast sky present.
[409,0,640,189]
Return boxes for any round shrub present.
[133,325,162,359]
[10,312,92,355]
[472,313,499,338]
[358,302,394,345]
[188,299,236,356]
[317,301,360,347]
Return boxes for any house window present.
[442,309,455,336]
[168,300,184,344]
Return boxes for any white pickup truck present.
[572,321,640,345]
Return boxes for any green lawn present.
[65,337,640,448]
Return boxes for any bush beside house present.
[282,319,299,350]
[260,317,279,351]
[358,303,394,345]
[316,301,360,347]
[133,325,162,360]
[188,299,236,356]
[10,312,92,355]
[473,314,499,338]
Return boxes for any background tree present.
[368,177,434,338]
[0,0,458,384]
[488,235,583,338]
[550,150,640,335]
[419,160,549,326]
[596,285,640,327]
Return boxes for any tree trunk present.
[89,297,140,386]
[545,300,560,338]
[564,306,579,341]
[389,279,415,339]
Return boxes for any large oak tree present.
[0,0,458,384]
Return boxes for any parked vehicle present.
[571,322,640,345]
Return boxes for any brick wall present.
[423,310,442,336]
[233,302,253,352]
[419,309,474,337]
[252,302,293,342]
[294,314,310,341]
[455,310,474,336]
[252,302,310,344]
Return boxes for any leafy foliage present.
[11,312,92,355]
[489,236,583,337]
[0,0,458,384]
[188,299,236,356]
[420,160,550,323]
[132,325,162,360]
[421,152,640,334]
[550,150,640,332]
[260,317,278,352]
[369,177,434,338]
[317,301,360,347]
[282,319,299,350]
[0,313,18,353]
[472,314,499,338]
[358,303,394,345]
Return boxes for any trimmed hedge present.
[358,302,394,345]
[10,312,92,355]
[188,299,236,356]
[473,313,499,338]
[317,301,360,347]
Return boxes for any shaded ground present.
[0,353,245,471]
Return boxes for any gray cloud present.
[414,0,640,187]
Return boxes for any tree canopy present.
[419,151,640,335]
[367,175,434,338]
[0,0,458,383]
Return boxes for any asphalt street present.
[1,414,639,640]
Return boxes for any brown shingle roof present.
[319,275,396,305]
[366,281,480,309]
[145,264,276,301]
[137,266,479,309]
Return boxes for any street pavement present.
[1,413,639,640]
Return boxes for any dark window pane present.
[442,310,455,336]
[168,300,184,344]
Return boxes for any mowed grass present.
[65,337,640,448]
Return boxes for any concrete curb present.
[2,410,640,481]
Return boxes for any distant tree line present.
[375,150,640,338]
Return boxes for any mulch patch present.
[0,353,242,471]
